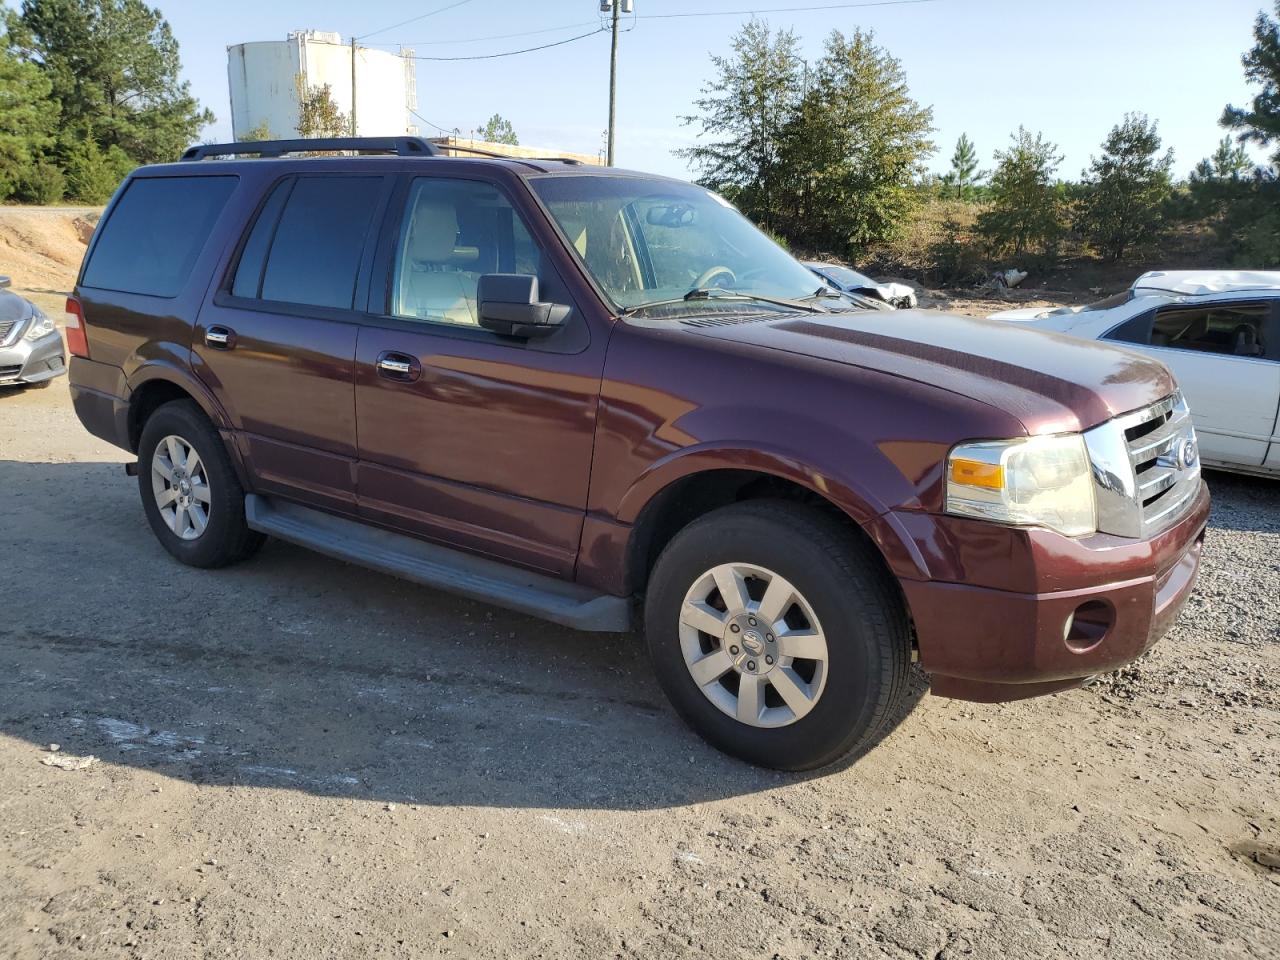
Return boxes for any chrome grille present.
[0,319,16,345]
[1083,392,1200,538]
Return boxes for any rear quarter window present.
[81,176,238,297]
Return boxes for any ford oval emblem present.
[1176,436,1198,470]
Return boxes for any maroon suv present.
[66,137,1209,769]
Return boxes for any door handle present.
[205,325,236,349]
[376,351,421,382]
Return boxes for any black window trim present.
[79,173,241,300]
[358,170,590,354]
[213,172,394,322]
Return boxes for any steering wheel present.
[691,265,736,291]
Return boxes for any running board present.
[244,495,632,633]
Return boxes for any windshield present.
[811,265,875,290]
[529,175,824,311]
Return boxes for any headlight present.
[946,433,1097,537]
[23,307,56,341]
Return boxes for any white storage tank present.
[227,31,417,140]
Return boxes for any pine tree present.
[1221,1,1280,166]
[976,127,1063,258]
[5,0,214,165]
[776,28,934,252]
[1075,113,1174,261]
[478,113,518,146]
[677,20,804,232]
[0,44,59,200]
[942,133,981,199]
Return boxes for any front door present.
[353,174,607,577]
[195,173,389,513]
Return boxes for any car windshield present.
[529,175,825,311]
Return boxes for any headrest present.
[409,200,459,263]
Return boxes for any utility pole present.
[350,37,358,136]
[603,0,631,165]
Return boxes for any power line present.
[403,26,615,62]
[636,0,936,18]
[409,108,456,135]
[398,20,602,47]
[356,0,475,41]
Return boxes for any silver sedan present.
[0,276,65,388]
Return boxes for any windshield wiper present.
[620,288,824,317]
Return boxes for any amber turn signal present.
[949,458,1004,490]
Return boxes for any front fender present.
[617,441,933,583]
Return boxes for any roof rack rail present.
[428,142,587,165]
[180,136,441,162]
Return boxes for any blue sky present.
[86,0,1280,179]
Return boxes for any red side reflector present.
[64,296,89,358]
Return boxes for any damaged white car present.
[989,271,1280,479]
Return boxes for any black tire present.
[644,500,912,770]
[136,399,264,568]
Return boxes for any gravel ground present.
[1,376,1278,960]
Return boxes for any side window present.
[82,176,238,297]
[230,180,291,299]
[1150,304,1268,357]
[248,176,381,310]
[391,178,541,327]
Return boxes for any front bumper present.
[901,481,1210,702]
[0,330,66,385]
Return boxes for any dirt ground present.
[1,209,1278,959]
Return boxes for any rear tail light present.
[64,296,89,358]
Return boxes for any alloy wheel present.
[678,563,829,728]
[151,434,211,541]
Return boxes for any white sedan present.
[990,271,1280,479]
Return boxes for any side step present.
[244,495,633,633]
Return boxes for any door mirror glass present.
[477,273,569,338]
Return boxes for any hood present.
[0,289,32,324]
[987,305,1078,322]
[690,309,1176,434]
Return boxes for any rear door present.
[195,173,390,513]
[352,172,607,577]
[1106,299,1280,468]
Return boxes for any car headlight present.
[23,307,56,341]
[946,433,1097,537]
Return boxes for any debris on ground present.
[39,752,98,771]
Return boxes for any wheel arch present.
[618,446,930,596]
[126,365,249,487]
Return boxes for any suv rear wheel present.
[137,399,263,568]
[644,501,912,770]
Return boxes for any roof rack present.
[428,142,585,165]
[180,136,441,161]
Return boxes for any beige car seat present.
[398,199,479,325]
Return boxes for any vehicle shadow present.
[0,459,926,810]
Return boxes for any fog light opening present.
[1064,600,1113,653]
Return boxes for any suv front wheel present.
[137,399,263,568]
[644,501,912,770]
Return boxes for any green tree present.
[1075,113,1174,261]
[1191,135,1252,182]
[941,133,982,199]
[0,43,59,200]
[238,120,274,143]
[1221,1,1280,166]
[296,81,348,139]
[777,29,934,253]
[478,113,518,146]
[977,127,1063,259]
[677,20,804,232]
[64,138,131,202]
[5,0,214,166]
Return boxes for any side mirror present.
[0,276,10,289]
[477,274,569,339]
